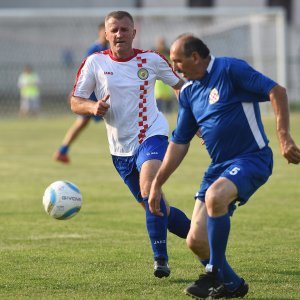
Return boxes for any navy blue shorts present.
[112,135,168,203]
[195,146,273,215]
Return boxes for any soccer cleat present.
[184,269,225,299]
[54,152,70,164]
[224,279,249,299]
[153,257,170,278]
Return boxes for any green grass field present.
[0,113,299,299]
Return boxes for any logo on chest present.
[137,68,149,80]
[209,88,219,104]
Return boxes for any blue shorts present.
[112,135,168,203]
[78,92,103,122]
[195,146,273,215]
[79,115,102,122]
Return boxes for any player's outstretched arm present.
[172,79,185,98]
[71,95,110,117]
[149,141,190,216]
[269,85,300,164]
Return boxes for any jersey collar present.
[196,55,215,85]
[108,49,140,62]
[207,55,215,73]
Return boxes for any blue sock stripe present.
[59,145,69,155]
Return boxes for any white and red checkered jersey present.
[73,49,180,156]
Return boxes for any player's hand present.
[195,129,205,145]
[94,95,110,116]
[280,134,300,164]
[148,181,164,216]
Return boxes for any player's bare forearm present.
[71,95,110,117]
[172,79,185,98]
[155,141,190,187]
[70,96,96,115]
[149,142,190,215]
[269,85,290,138]
[269,84,300,164]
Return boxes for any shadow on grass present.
[169,278,194,284]
[275,270,300,276]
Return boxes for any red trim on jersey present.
[72,50,110,96]
[107,49,144,62]
[72,58,88,96]
[145,50,181,80]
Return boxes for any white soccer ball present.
[43,180,82,220]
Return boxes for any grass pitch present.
[0,113,299,299]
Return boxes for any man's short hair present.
[105,11,134,25]
[178,35,210,59]
[98,22,105,30]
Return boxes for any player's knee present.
[186,232,209,257]
[140,182,151,198]
[205,189,227,215]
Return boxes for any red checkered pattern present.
[136,56,148,144]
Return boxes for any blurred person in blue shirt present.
[54,23,109,163]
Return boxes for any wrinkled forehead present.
[170,40,185,59]
[105,17,134,29]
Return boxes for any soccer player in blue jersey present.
[54,23,109,163]
[149,34,300,299]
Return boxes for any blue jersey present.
[85,42,108,57]
[171,56,277,163]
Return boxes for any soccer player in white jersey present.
[149,35,300,298]
[71,11,190,278]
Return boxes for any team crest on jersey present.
[137,68,149,80]
[209,88,220,104]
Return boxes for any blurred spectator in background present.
[17,64,41,117]
[62,48,75,68]
[54,22,109,164]
[154,37,177,114]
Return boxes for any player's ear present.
[132,29,136,39]
[192,51,200,63]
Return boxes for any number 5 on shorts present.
[229,167,240,175]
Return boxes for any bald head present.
[171,35,210,59]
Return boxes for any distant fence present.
[0,7,290,117]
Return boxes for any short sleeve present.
[155,52,180,87]
[228,58,277,96]
[73,56,96,99]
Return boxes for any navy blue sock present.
[200,258,209,267]
[223,259,243,291]
[167,206,191,238]
[207,213,230,281]
[144,197,168,260]
[59,145,69,155]
[200,257,242,291]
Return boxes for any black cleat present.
[184,268,225,299]
[154,257,170,278]
[225,279,249,299]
